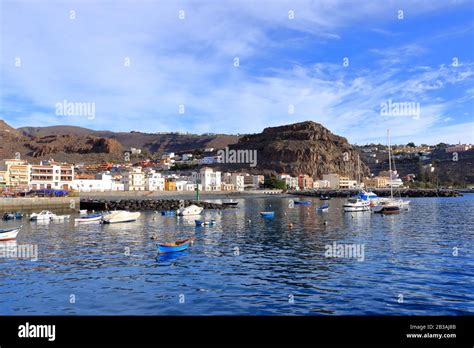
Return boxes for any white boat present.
[177,204,203,216]
[75,213,103,223]
[373,130,401,215]
[343,198,370,212]
[79,209,88,215]
[50,214,70,221]
[29,210,57,221]
[0,226,21,241]
[102,210,141,224]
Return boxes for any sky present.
[0,0,473,145]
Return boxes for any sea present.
[0,194,473,315]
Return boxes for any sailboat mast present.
[387,129,393,199]
[357,155,361,186]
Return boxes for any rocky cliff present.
[225,121,369,179]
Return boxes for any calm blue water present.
[1,194,473,315]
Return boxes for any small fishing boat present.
[158,238,192,254]
[317,204,329,212]
[50,215,70,221]
[29,210,57,221]
[343,198,370,212]
[294,200,312,205]
[0,226,21,241]
[195,219,216,226]
[260,211,275,218]
[102,211,141,224]
[373,202,400,215]
[161,210,176,216]
[75,213,103,223]
[177,204,203,216]
[79,209,88,215]
[2,212,23,220]
[320,196,331,200]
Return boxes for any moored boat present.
[373,202,400,214]
[102,210,141,224]
[222,201,238,207]
[29,210,56,221]
[343,198,370,212]
[2,212,23,220]
[161,210,176,216]
[177,204,203,216]
[317,204,329,211]
[320,196,331,200]
[158,238,192,254]
[79,209,88,215]
[0,226,21,241]
[294,200,312,205]
[75,213,103,223]
[50,215,70,221]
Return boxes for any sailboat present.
[373,130,401,215]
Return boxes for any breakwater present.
[80,198,228,211]
[289,188,462,198]
[0,197,80,212]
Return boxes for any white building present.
[72,173,113,192]
[277,174,299,190]
[145,170,165,191]
[223,173,245,191]
[122,167,145,191]
[29,163,74,190]
[192,167,221,191]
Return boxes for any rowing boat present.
[158,238,192,254]
[0,226,21,241]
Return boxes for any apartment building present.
[30,162,74,190]
[192,167,221,191]
[122,167,145,191]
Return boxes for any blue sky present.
[1,0,473,144]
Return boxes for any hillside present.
[215,121,369,179]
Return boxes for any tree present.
[264,177,287,190]
[406,142,415,148]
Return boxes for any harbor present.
[1,194,473,315]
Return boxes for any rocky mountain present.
[1,121,240,164]
[218,121,369,179]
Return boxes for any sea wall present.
[0,197,80,212]
[80,198,228,211]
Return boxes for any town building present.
[192,167,221,191]
[298,174,314,190]
[122,167,145,191]
[29,161,74,190]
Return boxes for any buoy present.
[288,223,293,229]
[324,220,328,225]
[248,219,251,223]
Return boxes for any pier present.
[80,198,229,211]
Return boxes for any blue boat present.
[260,211,275,218]
[158,238,192,254]
[2,212,23,220]
[195,220,216,226]
[294,201,312,205]
[161,210,176,216]
[317,204,329,211]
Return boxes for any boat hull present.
[158,240,191,254]
[102,211,141,224]
[0,227,20,241]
